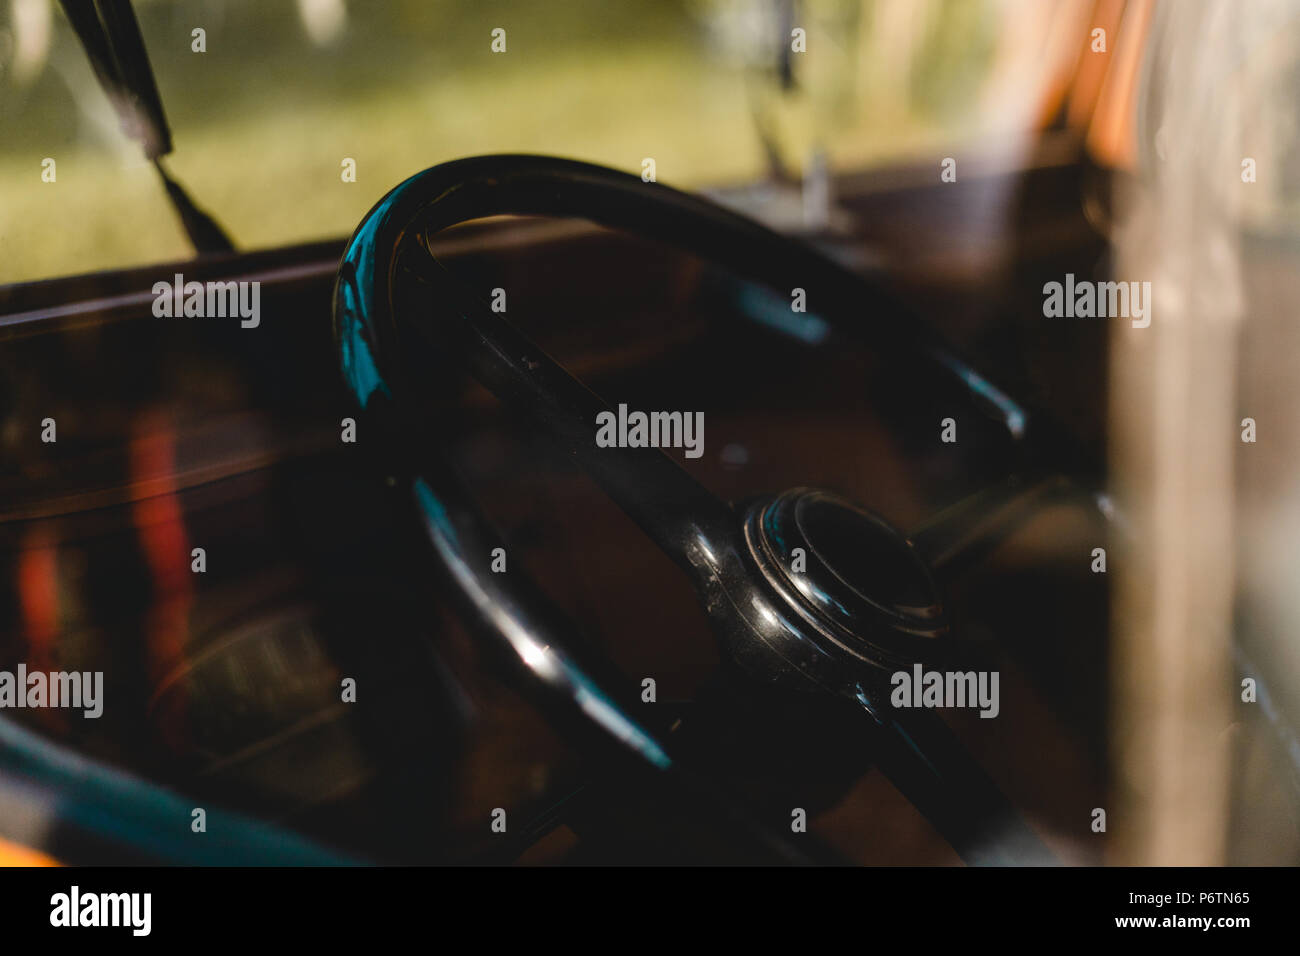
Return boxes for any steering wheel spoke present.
[857,698,1056,865]
[909,475,1071,578]
[404,250,739,575]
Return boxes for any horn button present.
[743,489,947,672]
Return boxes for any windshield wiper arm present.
[60,0,235,254]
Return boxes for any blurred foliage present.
[0,0,998,283]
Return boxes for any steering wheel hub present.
[744,489,947,671]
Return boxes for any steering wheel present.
[333,154,1077,865]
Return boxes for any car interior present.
[1,0,1297,868]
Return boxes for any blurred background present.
[3,0,1097,283]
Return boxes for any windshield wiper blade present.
[60,0,235,254]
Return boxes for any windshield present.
[0,0,1092,284]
